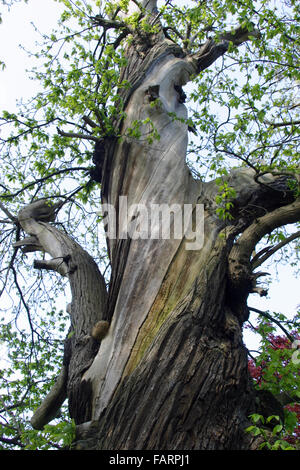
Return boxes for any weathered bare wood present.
[16,200,108,427]
[228,198,300,287]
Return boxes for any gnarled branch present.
[229,198,300,271]
[15,200,108,428]
[227,194,300,321]
[190,25,261,74]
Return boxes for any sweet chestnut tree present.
[0,0,299,450]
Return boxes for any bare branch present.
[252,230,300,269]
[82,115,98,129]
[289,102,300,110]
[219,24,261,46]
[230,198,300,267]
[248,306,295,343]
[33,258,70,275]
[265,119,300,128]
[15,199,108,428]
[30,366,68,430]
[191,39,229,73]
[0,201,17,223]
[11,266,37,350]
[163,26,184,41]
[56,127,100,142]
[13,235,43,252]
[0,167,90,199]
[276,391,300,406]
[228,196,300,317]
[251,245,273,265]
[90,15,129,31]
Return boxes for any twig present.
[0,201,17,223]
[0,167,90,199]
[252,230,300,269]
[248,306,295,343]
[0,435,25,449]
[265,119,300,128]
[11,266,37,351]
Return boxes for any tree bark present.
[16,0,300,450]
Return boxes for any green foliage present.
[0,0,299,449]
[19,421,76,450]
[184,0,300,179]
[215,178,236,221]
[246,414,296,450]
[125,118,161,144]
[247,311,300,448]
[251,314,300,396]
[0,305,74,449]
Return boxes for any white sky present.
[0,0,63,111]
[0,0,299,351]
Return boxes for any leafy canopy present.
[0,0,299,449]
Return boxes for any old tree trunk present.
[15,1,300,450]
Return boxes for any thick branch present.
[90,15,129,31]
[227,197,300,321]
[0,201,17,223]
[30,366,68,430]
[219,24,261,46]
[33,258,70,274]
[13,235,43,253]
[82,115,98,129]
[229,198,300,272]
[190,25,260,73]
[190,39,229,72]
[276,391,300,407]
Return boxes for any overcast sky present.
[0,0,63,110]
[0,0,298,349]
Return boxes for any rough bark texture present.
[17,0,300,450]
[77,237,255,450]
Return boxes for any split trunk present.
[19,3,300,450]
